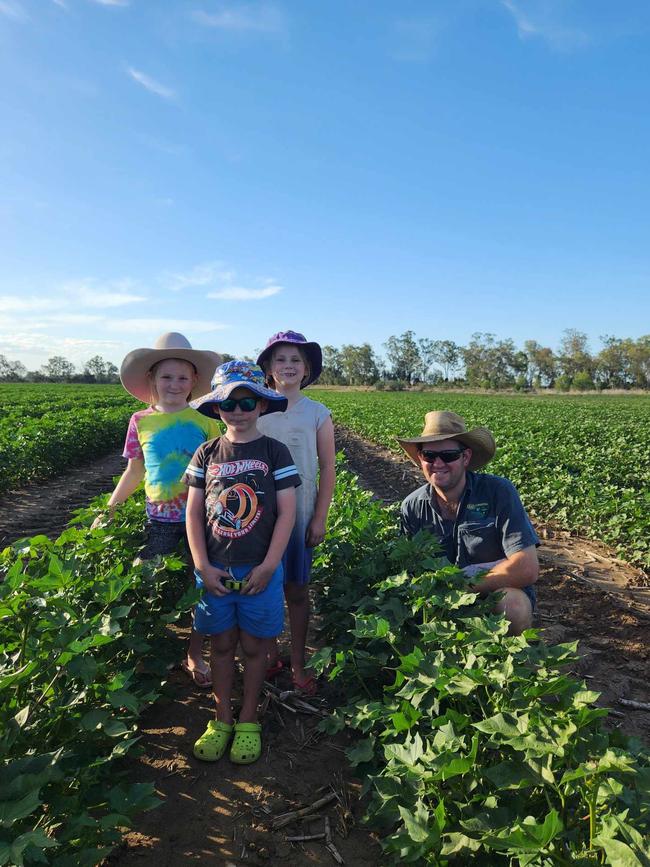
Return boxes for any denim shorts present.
[522,584,537,612]
[139,520,186,560]
[193,562,284,638]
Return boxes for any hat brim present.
[191,381,288,418]
[397,428,496,471]
[121,347,222,404]
[256,340,323,387]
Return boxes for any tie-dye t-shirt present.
[123,407,220,522]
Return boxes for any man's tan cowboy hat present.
[120,332,222,403]
[397,411,496,471]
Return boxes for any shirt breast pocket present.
[458,519,499,562]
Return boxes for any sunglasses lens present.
[218,396,258,412]
[421,449,464,463]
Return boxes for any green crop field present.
[1,387,650,864]
[0,384,138,495]
[310,390,650,572]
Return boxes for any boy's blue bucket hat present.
[191,360,288,417]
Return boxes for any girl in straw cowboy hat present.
[256,331,336,695]
[94,332,222,686]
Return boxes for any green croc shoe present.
[193,720,233,762]
[230,722,262,765]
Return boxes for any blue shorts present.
[282,524,313,586]
[522,584,537,612]
[193,563,284,638]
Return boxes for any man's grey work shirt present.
[400,471,539,568]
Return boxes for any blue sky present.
[1,0,649,371]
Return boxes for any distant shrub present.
[380,379,407,391]
[573,372,596,391]
[555,374,573,392]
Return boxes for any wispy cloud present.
[0,296,59,313]
[0,281,146,314]
[501,0,591,51]
[114,318,228,334]
[207,285,282,301]
[192,2,287,35]
[167,261,235,292]
[0,330,122,361]
[0,1,27,21]
[52,0,67,9]
[127,67,176,100]
[89,0,130,6]
[71,284,147,308]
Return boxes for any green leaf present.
[398,801,431,844]
[592,835,647,867]
[346,738,375,765]
[0,830,57,866]
[0,790,42,827]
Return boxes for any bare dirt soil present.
[1,430,648,866]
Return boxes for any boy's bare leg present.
[284,583,310,683]
[239,631,268,723]
[210,628,239,724]
[266,636,280,669]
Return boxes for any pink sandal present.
[181,659,212,689]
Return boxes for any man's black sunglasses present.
[419,447,466,464]
[218,396,259,413]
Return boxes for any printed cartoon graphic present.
[215,482,259,533]
[207,459,269,539]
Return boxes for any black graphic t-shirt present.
[183,435,301,566]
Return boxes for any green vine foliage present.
[0,495,197,866]
[312,464,650,866]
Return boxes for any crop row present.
[0,384,134,421]
[310,389,650,571]
[312,467,650,864]
[0,497,194,866]
[0,385,138,494]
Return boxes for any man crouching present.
[398,411,539,634]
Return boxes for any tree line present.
[2,330,650,390]
[0,354,119,384]
[319,330,650,391]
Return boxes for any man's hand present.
[306,515,327,548]
[240,563,274,595]
[199,564,232,596]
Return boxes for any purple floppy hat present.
[256,330,323,388]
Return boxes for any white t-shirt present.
[257,396,331,532]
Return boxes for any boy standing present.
[184,361,300,764]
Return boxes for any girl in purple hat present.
[256,331,336,695]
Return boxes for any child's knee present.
[211,628,239,655]
[239,631,267,659]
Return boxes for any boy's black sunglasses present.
[218,396,259,413]
[418,447,466,464]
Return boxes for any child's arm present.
[306,415,336,547]
[91,458,145,528]
[185,485,231,596]
[241,486,296,595]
